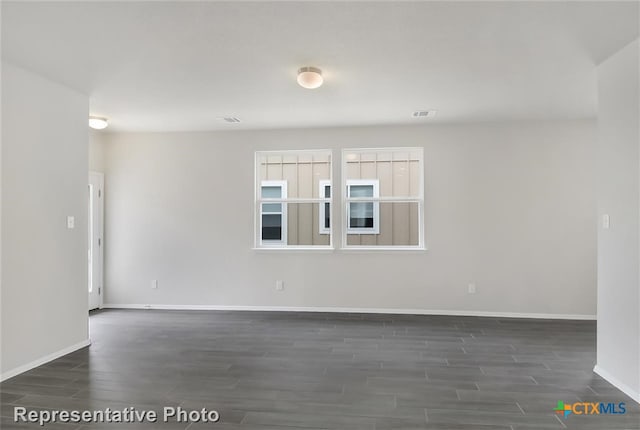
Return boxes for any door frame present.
[89,171,104,310]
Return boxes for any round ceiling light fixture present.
[89,116,109,130]
[297,66,323,89]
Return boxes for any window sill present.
[252,247,335,253]
[339,246,427,253]
[252,246,427,254]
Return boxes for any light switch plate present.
[67,216,75,229]
[603,214,610,229]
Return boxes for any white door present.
[88,172,104,310]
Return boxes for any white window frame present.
[346,179,380,234]
[341,147,425,251]
[318,180,331,235]
[259,180,288,246]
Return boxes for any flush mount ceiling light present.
[89,116,109,130]
[297,67,323,89]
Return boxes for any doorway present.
[88,171,104,310]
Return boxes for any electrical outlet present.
[468,283,476,294]
[151,280,158,289]
[67,216,75,229]
[276,280,284,291]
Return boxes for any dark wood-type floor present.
[1,310,638,429]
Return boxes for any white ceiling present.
[2,1,638,132]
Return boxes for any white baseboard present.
[594,364,640,404]
[102,303,595,320]
[0,339,91,382]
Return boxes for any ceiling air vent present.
[220,117,241,123]
[412,110,437,118]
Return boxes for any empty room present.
[1,1,639,429]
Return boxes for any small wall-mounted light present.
[297,67,323,89]
[89,116,109,130]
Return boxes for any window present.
[346,180,379,234]
[342,148,424,249]
[254,148,423,250]
[255,150,332,249]
[260,180,287,245]
[319,180,331,235]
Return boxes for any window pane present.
[350,185,373,197]
[324,202,330,228]
[347,202,420,246]
[318,182,331,235]
[261,186,282,198]
[286,203,330,246]
[350,202,374,227]
[262,203,282,213]
[344,148,422,198]
[262,214,282,240]
[257,151,330,198]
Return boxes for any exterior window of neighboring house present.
[346,180,379,234]
[319,180,331,235]
[255,150,332,249]
[342,148,424,250]
[260,180,287,245]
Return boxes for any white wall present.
[595,38,640,402]
[0,63,89,379]
[89,129,107,172]
[101,120,596,318]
